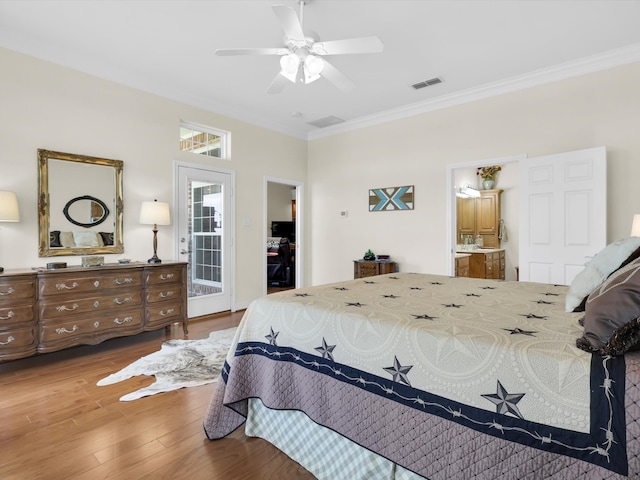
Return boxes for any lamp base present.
[148,256,162,264]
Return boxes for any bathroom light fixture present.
[456,184,481,199]
[139,199,171,264]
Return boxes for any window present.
[180,122,230,159]
[192,184,223,287]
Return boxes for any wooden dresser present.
[353,260,396,279]
[0,262,187,361]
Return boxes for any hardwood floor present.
[0,312,315,479]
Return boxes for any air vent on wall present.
[412,77,442,89]
[308,116,346,128]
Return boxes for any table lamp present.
[0,191,20,273]
[139,199,171,263]
[631,214,640,237]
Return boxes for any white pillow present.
[565,237,640,312]
[72,231,100,247]
[59,231,75,248]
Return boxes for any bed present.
[204,240,640,479]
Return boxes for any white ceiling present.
[2,0,640,140]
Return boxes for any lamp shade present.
[631,214,640,237]
[139,200,171,226]
[0,191,20,222]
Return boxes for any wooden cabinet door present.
[477,190,502,248]
[456,197,476,239]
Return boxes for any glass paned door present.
[177,164,232,317]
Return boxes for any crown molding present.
[307,43,640,141]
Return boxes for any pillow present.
[49,230,62,247]
[99,232,114,246]
[59,231,75,248]
[72,231,100,247]
[576,257,640,355]
[565,237,640,312]
[267,237,281,253]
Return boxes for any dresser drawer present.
[0,326,37,359]
[0,278,37,304]
[145,265,184,286]
[358,263,379,277]
[146,286,183,304]
[39,308,144,344]
[39,270,144,297]
[0,304,36,327]
[145,301,184,327]
[39,290,143,320]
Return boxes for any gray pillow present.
[576,257,640,355]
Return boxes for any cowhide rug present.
[97,327,237,401]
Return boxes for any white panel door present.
[519,146,606,285]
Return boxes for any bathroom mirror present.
[38,149,124,257]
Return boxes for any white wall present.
[308,61,640,286]
[0,47,307,308]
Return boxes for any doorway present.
[175,162,234,317]
[265,177,304,294]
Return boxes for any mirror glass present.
[38,149,124,257]
[63,195,110,227]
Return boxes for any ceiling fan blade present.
[215,47,289,56]
[320,59,355,92]
[311,36,384,55]
[267,73,289,94]
[272,5,305,41]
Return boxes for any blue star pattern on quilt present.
[265,327,279,346]
[482,380,526,420]
[346,302,364,307]
[315,338,336,361]
[383,356,413,386]
[383,294,399,298]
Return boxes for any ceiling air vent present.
[412,77,442,90]
[308,116,345,128]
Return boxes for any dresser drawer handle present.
[113,296,133,305]
[56,303,79,312]
[0,287,15,296]
[56,325,78,335]
[159,273,174,280]
[0,311,15,320]
[0,335,15,345]
[114,277,133,285]
[159,291,174,298]
[56,282,79,290]
[114,316,133,325]
[159,308,175,316]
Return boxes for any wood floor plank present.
[0,312,315,479]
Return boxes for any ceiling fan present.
[214,1,383,93]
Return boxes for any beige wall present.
[308,62,640,285]
[0,47,307,308]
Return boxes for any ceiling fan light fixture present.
[280,53,300,75]
[304,55,324,76]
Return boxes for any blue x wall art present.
[369,185,414,211]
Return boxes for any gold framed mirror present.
[38,149,124,257]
